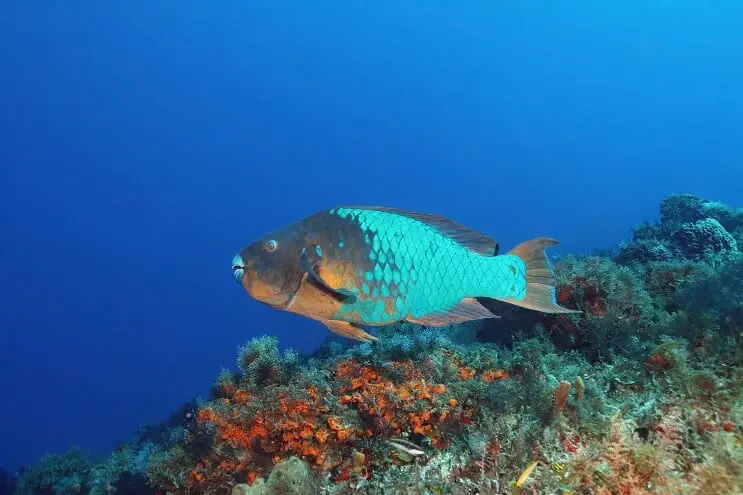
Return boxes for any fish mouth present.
[231,254,246,283]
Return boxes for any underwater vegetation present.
[11,194,743,495]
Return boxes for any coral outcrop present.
[617,193,741,264]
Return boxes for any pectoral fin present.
[322,319,378,343]
[299,247,355,302]
[407,297,500,326]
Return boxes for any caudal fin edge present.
[498,237,581,314]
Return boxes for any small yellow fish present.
[511,460,539,494]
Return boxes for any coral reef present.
[617,193,741,264]
[13,194,743,495]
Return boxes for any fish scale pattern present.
[329,208,526,325]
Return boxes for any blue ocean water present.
[0,0,741,473]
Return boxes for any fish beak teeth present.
[232,254,246,283]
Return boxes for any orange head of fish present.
[232,225,307,310]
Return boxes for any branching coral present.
[236,335,300,388]
[14,449,91,495]
[641,260,698,311]
[563,414,678,494]
[538,256,658,361]
[676,254,743,319]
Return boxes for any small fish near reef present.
[232,207,578,342]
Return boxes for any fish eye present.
[265,239,278,252]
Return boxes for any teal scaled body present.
[232,206,577,342]
[328,207,526,325]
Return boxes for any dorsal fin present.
[345,206,499,256]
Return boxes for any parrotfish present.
[232,207,578,342]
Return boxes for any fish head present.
[232,224,307,309]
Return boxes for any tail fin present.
[496,237,580,314]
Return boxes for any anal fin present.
[407,297,500,326]
[322,320,378,343]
